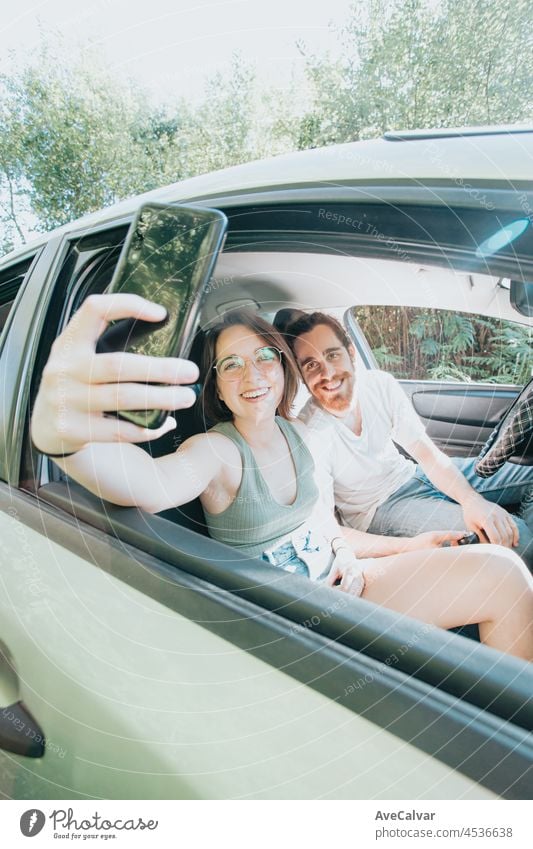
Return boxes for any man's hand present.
[461,495,519,547]
[408,437,520,549]
[326,547,365,597]
[31,294,199,456]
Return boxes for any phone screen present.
[98,202,227,428]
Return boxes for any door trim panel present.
[1,483,532,799]
[410,387,518,427]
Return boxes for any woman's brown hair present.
[199,309,300,423]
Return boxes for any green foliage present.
[371,344,404,369]
[0,47,263,251]
[1,1,532,253]
[192,54,257,172]
[295,0,533,147]
[1,49,146,229]
[353,305,532,385]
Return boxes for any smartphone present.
[441,532,480,547]
[96,202,227,428]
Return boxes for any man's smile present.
[319,378,344,393]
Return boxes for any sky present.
[2,0,354,104]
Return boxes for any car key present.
[442,532,480,547]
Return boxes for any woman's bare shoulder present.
[173,429,240,461]
[170,430,242,503]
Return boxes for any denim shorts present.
[262,528,334,580]
[262,540,310,577]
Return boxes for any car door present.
[1,202,532,801]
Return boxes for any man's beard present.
[314,370,354,413]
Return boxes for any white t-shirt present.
[298,370,427,531]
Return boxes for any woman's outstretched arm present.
[31,294,218,512]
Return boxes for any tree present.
[0,46,264,255]
[0,44,167,241]
[295,0,533,148]
[2,2,531,254]
[187,53,258,174]
[352,305,532,385]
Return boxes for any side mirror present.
[510,280,533,317]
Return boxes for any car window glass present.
[0,254,38,340]
[351,305,532,386]
[25,229,128,490]
[58,227,129,321]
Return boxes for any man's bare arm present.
[408,436,518,547]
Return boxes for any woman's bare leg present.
[360,545,533,661]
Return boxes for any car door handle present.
[0,701,46,758]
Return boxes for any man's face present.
[293,324,356,415]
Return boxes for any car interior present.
[42,235,531,518]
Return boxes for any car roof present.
[3,126,533,265]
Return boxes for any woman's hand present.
[31,294,199,456]
[326,547,365,597]
[403,530,467,551]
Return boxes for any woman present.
[32,294,533,660]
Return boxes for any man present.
[283,311,533,568]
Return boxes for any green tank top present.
[204,417,318,558]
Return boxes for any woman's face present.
[214,325,285,424]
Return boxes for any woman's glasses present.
[214,346,283,381]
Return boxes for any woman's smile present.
[240,386,272,401]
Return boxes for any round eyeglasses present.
[214,346,283,381]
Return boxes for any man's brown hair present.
[285,311,352,354]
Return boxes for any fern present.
[352,305,532,386]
